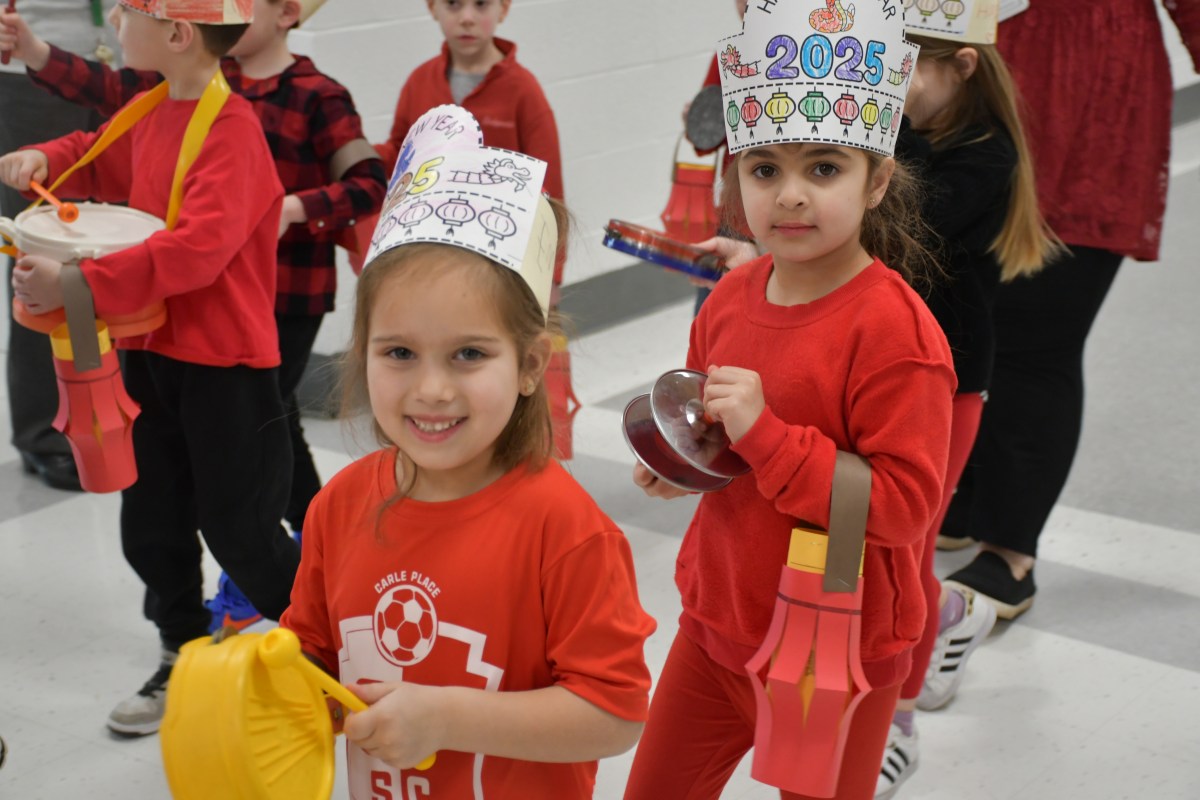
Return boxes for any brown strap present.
[60,265,102,372]
[823,451,872,593]
[329,138,382,181]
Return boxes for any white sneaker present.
[917,587,997,711]
[107,649,177,736]
[875,724,919,799]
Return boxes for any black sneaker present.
[944,551,1035,620]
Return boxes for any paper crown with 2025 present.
[118,0,253,24]
[903,0,999,44]
[718,0,920,156]
[364,105,558,316]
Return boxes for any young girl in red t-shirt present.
[281,106,654,799]
[625,6,956,798]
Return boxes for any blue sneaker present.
[205,572,263,633]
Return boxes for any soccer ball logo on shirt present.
[374,584,439,667]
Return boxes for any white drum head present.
[14,204,164,261]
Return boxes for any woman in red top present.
[939,0,1200,617]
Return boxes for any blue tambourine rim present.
[602,230,725,283]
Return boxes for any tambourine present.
[161,628,434,800]
[686,84,727,152]
[623,369,750,492]
[602,220,726,283]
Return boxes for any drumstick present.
[29,180,79,223]
[259,628,437,771]
[0,0,16,67]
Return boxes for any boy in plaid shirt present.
[5,0,387,629]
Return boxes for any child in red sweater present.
[625,4,955,799]
[1,0,388,631]
[0,0,300,738]
[371,0,566,285]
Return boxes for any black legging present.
[945,245,1122,558]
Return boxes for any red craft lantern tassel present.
[50,322,141,493]
[660,136,720,244]
[545,335,581,461]
[746,528,871,798]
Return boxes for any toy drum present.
[603,220,726,283]
[0,203,167,337]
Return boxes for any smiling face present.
[736,142,891,277]
[426,0,511,66]
[364,249,543,500]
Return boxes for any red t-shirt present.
[32,92,283,367]
[281,452,655,799]
[679,257,956,688]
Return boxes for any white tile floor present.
[2,170,1200,799]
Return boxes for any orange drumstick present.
[30,180,79,223]
[0,0,15,66]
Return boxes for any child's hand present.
[688,236,759,289]
[277,194,307,238]
[12,254,65,314]
[343,681,443,772]
[0,150,48,191]
[0,10,52,71]
[632,462,691,500]
[703,365,765,443]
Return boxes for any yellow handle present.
[258,628,436,771]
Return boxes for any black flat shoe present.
[20,451,84,492]
[944,550,1035,620]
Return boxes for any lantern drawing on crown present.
[915,0,941,16]
[765,92,797,136]
[398,200,433,235]
[437,198,476,236]
[879,103,895,136]
[941,0,965,20]
[741,95,764,138]
[799,91,832,134]
[479,206,518,248]
[726,99,742,137]
[860,98,880,140]
[834,94,860,138]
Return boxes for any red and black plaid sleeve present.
[29,44,160,118]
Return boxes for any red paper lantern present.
[834,93,860,137]
[741,95,764,137]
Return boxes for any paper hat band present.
[904,0,999,44]
[365,105,557,316]
[119,0,253,24]
[718,0,919,156]
[298,0,327,25]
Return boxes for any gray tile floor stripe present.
[0,461,78,523]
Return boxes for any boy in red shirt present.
[0,0,300,737]
[2,0,388,630]
[374,0,566,284]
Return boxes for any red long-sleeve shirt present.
[30,92,283,367]
[678,257,956,688]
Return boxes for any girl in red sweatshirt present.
[624,6,955,798]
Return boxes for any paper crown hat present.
[119,0,253,24]
[903,0,999,44]
[718,0,920,156]
[298,0,327,25]
[364,105,558,316]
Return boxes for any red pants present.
[902,392,985,699]
[624,632,902,800]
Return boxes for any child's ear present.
[867,157,896,208]
[498,0,512,23]
[520,332,553,393]
[280,0,303,29]
[954,47,979,81]
[168,20,197,53]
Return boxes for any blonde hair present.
[340,240,562,512]
[720,147,942,293]
[908,35,1063,281]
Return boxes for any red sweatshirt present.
[31,91,283,368]
[680,256,956,687]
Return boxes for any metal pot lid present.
[622,394,731,493]
[650,369,751,479]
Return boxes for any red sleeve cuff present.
[731,406,789,471]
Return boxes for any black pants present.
[1,74,106,458]
[945,245,1122,557]
[276,313,324,531]
[120,352,300,648]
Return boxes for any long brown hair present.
[340,243,560,510]
[908,35,1062,280]
[720,147,942,293]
